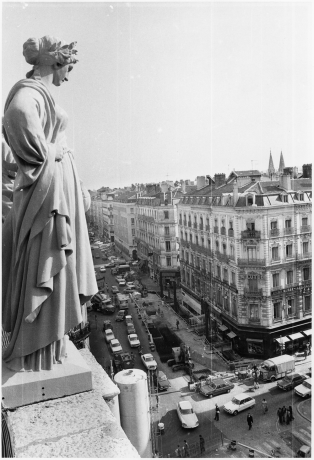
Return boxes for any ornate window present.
[273,302,281,320]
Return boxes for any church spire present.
[268,150,275,178]
[278,151,285,174]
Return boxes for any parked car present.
[176,401,199,429]
[116,311,125,321]
[99,266,106,273]
[111,286,119,294]
[116,276,124,283]
[131,261,139,266]
[223,393,255,415]
[277,373,307,391]
[95,254,100,258]
[110,339,123,354]
[295,378,312,398]
[104,329,115,343]
[102,320,112,331]
[125,315,132,323]
[141,353,157,371]
[124,287,135,294]
[154,370,171,391]
[128,334,140,348]
[127,324,136,334]
[199,378,235,398]
[118,279,126,286]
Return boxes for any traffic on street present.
[87,234,312,459]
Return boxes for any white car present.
[118,279,126,286]
[141,353,157,371]
[99,266,106,273]
[131,261,139,265]
[125,315,133,323]
[110,339,123,354]
[223,393,255,415]
[176,401,199,429]
[128,334,140,348]
[295,378,312,398]
[126,282,136,289]
[104,329,115,343]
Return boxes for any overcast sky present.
[2,1,313,190]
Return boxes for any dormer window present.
[300,193,304,201]
[247,195,254,206]
[282,194,288,203]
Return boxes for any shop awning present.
[288,332,304,341]
[275,336,290,344]
[302,329,312,337]
[218,325,228,332]
[246,338,263,343]
[227,331,237,339]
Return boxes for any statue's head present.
[23,35,78,86]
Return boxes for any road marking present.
[299,428,311,438]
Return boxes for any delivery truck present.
[260,354,295,382]
[116,293,130,311]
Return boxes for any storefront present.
[246,338,264,356]
[181,290,201,316]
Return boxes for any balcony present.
[271,285,283,292]
[248,317,261,324]
[205,225,210,231]
[241,230,261,239]
[298,252,312,260]
[216,252,229,263]
[181,240,190,248]
[244,288,263,297]
[238,258,266,266]
[220,227,226,236]
[270,228,279,237]
[199,224,204,231]
[214,226,219,234]
[271,257,281,263]
[301,225,311,233]
[228,228,234,237]
[284,227,294,235]
[193,223,197,229]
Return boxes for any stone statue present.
[2,36,98,372]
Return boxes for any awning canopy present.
[218,325,228,332]
[303,329,312,337]
[288,332,304,341]
[275,336,290,344]
[227,331,237,339]
[246,338,263,343]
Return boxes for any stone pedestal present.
[2,341,92,409]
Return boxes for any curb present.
[296,400,311,423]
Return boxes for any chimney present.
[233,181,238,207]
[196,176,206,190]
[160,182,168,193]
[214,173,226,188]
[302,164,312,179]
[180,180,186,193]
[280,174,292,190]
[292,167,298,178]
[283,167,293,177]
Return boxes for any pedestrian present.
[214,404,220,421]
[282,406,287,424]
[199,435,205,454]
[183,440,190,458]
[176,319,180,330]
[175,445,182,457]
[247,413,253,430]
[288,405,294,421]
[156,394,159,408]
[262,398,268,414]
[153,450,159,458]
[277,407,283,424]
[304,348,308,360]
[254,380,259,390]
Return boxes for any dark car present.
[277,373,307,391]
[116,311,125,321]
[127,324,136,335]
[111,286,119,295]
[199,378,234,398]
[102,320,112,331]
[154,371,171,391]
[105,262,116,268]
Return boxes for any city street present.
[88,241,312,458]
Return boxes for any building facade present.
[178,171,312,358]
[112,197,137,257]
[134,184,181,294]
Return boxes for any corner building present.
[178,172,312,358]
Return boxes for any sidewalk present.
[297,398,311,422]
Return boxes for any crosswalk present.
[294,424,311,446]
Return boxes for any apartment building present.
[112,192,137,257]
[178,170,312,359]
[135,183,182,294]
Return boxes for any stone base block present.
[2,341,92,409]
